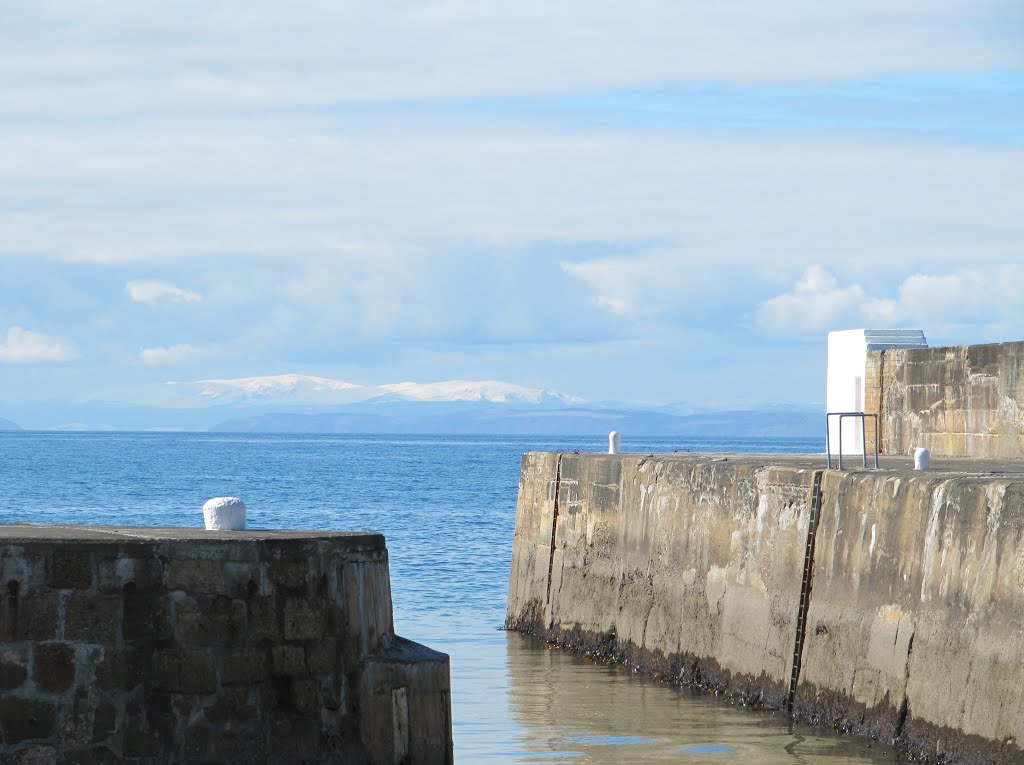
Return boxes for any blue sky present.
[1,0,1023,420]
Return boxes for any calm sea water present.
[0,433,900,764]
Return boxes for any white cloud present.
[140,344,203,365]
[892,267,1024,333]
[126,280,202,304]
[6,126,1015,272]
[757,265,1024,338]
[562,258,646,316]
[6,130,1020,271]
[263,247,602,347]
[0,326,77,363]
[0,1,1018,119]
[757,267,869,333]
[561,248,710,318]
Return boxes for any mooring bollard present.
[608,431,620,455]
[913,448,930,470]
[203,496,247,530]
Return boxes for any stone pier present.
[507,452,1024,765]
[0,525,453,764]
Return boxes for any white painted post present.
[914,448,930,470]
[203,497,247,530]
[608,431,620,455]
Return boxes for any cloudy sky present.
[1,0,1022,418]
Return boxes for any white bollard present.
[913,448,930,471]
[608,431,620,455]
[203,497,247,530]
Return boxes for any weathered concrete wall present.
[798,472,1024,764]
[508,453,816,705]
[507,453,1024,765]
[867,341,1024,459]
[0,525,453,764]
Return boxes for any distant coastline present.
[1,402,820,438]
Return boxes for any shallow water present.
[0,432,899,763]
[497,634,898,764]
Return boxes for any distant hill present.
[210,404,821,438]
[0,374,823,437]
[0,417,22,431]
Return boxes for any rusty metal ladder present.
[788,469,824,715]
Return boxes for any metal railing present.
[826,412,879,469]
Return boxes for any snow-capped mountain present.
[376,380,581,405]
[191,374,366,404]
[172,374,582,408]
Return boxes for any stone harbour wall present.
[866,341,1024,459]
[507,452,1024,765]
[0,525,453,764]
[506,452,814,706]
[797,471,1024,764]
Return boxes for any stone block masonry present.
[0,525,453,764]
[867,340,1024,459]
[507,452,1024,765]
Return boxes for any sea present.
[0,432,901,764]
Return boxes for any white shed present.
[826,329,928,454]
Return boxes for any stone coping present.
[0,523,385,548]
[523,451,1024,476]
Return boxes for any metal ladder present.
[788,469,823,715]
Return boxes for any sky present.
[1,0,1023,420]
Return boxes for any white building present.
[826,329,928,454]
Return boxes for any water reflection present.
[503,634,898,765]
